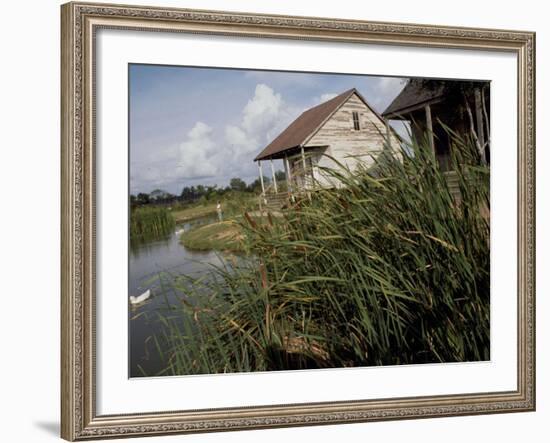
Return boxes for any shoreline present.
[173,207,217,224]
[179,220,245,253]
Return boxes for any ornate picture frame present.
[61,2,535,440]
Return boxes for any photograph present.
[128,65,491,378]
[58,2,536,439]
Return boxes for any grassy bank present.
[172,191,258,223]
[172,204,217,223]
[149,134,490,376]
[179,220,244,252]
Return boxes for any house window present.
[352,111,360,130]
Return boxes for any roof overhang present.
[255,145,300,161]
[382,97,444,120]
[255,144,328,162]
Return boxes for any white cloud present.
[131,122,220,191]
[132,84,298,193]
[378,77,405,94]
[224,84,300,157]
[225,124,257,154]
[241,84,283,134]
[371,77,407,110]
[176,122,218,178]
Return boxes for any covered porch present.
[254,145,325,210]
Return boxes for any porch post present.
[270,159,278,193]
[424,104,435,157]
[300,146,307,188]
[384,119,391,149]
[300,146,312,200]
[284,155,292,192]
[474,87,486,163]
[258,160,265,195]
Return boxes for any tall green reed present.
[130,206,175,245]
[148,133,490,376]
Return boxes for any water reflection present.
[128,216,223,377]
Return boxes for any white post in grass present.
[258,161,265,195]
[270,159,278,193]
[300,146,311,200]
[474,87,486,164]
[424,104,435,157]
[284,154,292,193]
[300,146,307,188]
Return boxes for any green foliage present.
[230,177,247,192]
[275,170,286,182]
[148,134,490,376]
[221,191,258,216]
[247,176,270,193]
[130,206,175,245]
[178,177,264,205]
[136,192,150,205]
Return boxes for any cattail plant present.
[148,132,490,376]
[130,206,176,245]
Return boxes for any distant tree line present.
[130,172,285,208]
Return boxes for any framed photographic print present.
[61,1,536,440]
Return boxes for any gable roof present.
[254,88,356,161]
[382,79,448,119]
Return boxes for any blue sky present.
[129,64,408,195]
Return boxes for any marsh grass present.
[172,191,258,223]
[147,133,490,376]
[179,220,244,252]
[130,206,175,245]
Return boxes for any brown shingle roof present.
[254,88,356,161]
[382,79,447,118]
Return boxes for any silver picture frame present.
[61,2,535,440]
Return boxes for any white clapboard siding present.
[304,94,401,188]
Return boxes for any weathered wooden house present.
[382,79,490,170]
[254,88,401,204]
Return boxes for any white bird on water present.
[175,228,185,236]
[130,289,151,305]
